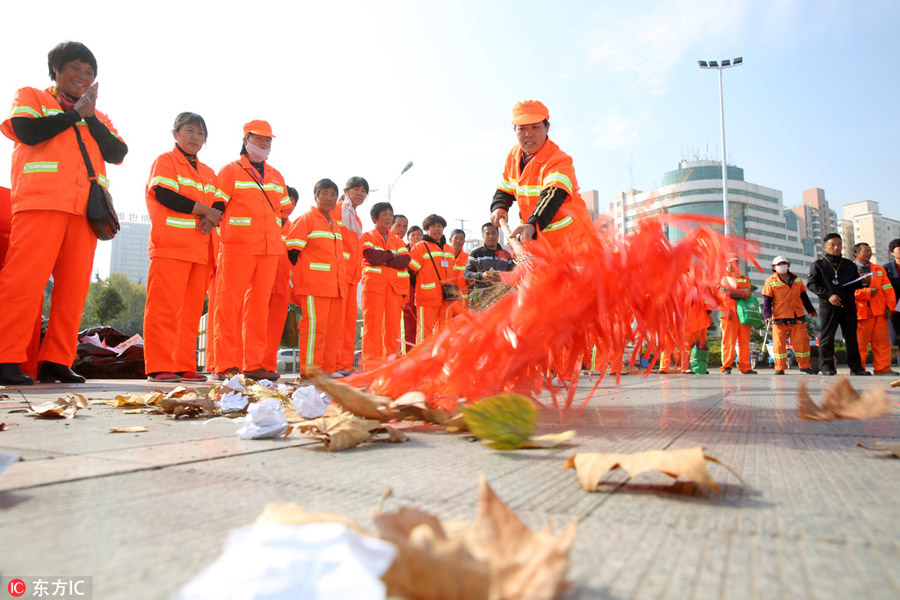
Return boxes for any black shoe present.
[0,363,34,385]
[742,369,758,375]
[721,367,732,374]
[849,370,872,376]
[775,370,785,375]
[874,369,900,376]
[800,368,818,375]
[820,369,836,376]
[38,362,86,383]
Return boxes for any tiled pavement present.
[1,370,898,599]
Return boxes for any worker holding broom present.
[489,100,593,250]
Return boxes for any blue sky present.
[1,0,898,275]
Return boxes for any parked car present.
[276,348,300,373]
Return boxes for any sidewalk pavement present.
[1,369,899,599]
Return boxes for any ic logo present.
[7,579,26,597]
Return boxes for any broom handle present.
[498,217,526,257]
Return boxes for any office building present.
[109,213,151,284]
[612,160,814,290]
[789,188,837,244]
[841,201,900,262]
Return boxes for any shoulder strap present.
[425,241,443,279]
[72,126,97,182]
[240,162,278,215]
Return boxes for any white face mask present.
[775,264,789,274]
[245,141,271,163]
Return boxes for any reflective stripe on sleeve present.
[166,217,196,229]
[542,172,573,193]
[150,175,179,191]
[543,215,573,232]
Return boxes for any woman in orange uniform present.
[144,112,222,383]
[489,100,593,251]
[214,120,288,381]
[762,256,818,375]
[286,179,344,375]
[360,202,410,369]
[331,177,368,376]
[408,214,455,343]
[0,41,127,386]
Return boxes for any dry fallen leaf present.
[382,424,409,443]
[374,506,491,600]
[25,394,88,419]
[159,393,216,419]
[855,441,900,457]
[299,411,381,451]
[108,426,148,433]
[256,502,369,536]
[564,447,744,494]
[306,367,392,421]
[798,378,890,420]
[391,392,465,428]
[521,431,577,449]
[90,391,163,408]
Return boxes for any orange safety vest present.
[145,146,219,264]
[762,272,808,320]
[497,138,593,245]
[286,207,343,298]
[719,271,751,318]
[360,228,410,295]
[1,86,124,215]
[217,156,287,255]
[855,262,897,319]
[408,240,453,307]
[452,250,469,297]
[331,199,363,286]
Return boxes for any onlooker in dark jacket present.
[882,238,900,363]
[464,222,515,309]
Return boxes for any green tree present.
[80,274,147,335]
[94,286,125,323]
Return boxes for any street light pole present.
[387,160,414,203]
[698,57,742,236]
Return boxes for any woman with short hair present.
[0,41,127,385]
[408,214,455,343]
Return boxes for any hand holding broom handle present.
[498,217,526,258]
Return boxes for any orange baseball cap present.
[511,100,550,125]
[243,119,276,138]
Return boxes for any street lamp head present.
[721,59,731,67]
[401,161,414,175]
[698,60,708,68]
[708,60,719,68]
[733,57,743,65]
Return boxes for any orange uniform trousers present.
[204,271,219,373]
[720,314,751,372]
[416,303,453,344]
[213,252,278,373]
[336,280,359,371]
[263,291,289,372]
[361,288,404,369]
[772,322,811,371]
[144,257,211,374]
[660,329,708,373]
[0,210,96,365]
[858,314,892,373]
[297,294,342,374]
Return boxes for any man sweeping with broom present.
[489,100,594,251]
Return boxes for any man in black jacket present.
[806,233,869,375]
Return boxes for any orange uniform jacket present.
[217,156,287,256]
[452,251,469,297]
[855,263,896,319]
[408,240,453,307]
[1,86,124,214]
[762,273,810,320]
[719,272,751,318]
[361,229,410,295]
[286,208,344,298]
[497,139,592,245]
[146,146,219,264]
[331,200,363,287]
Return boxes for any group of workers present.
[2,41,897,388]
[665,235,899,378]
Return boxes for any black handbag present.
[73,126,119,240]
[425,241,460,301]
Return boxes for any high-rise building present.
[841,200,900,263]
[612,160,814,290]
[836,219,855,259]
[582,189,601,220]
[789,188,838,244]
[109,213,151,284]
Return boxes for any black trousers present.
[818,303,862,372]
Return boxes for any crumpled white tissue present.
[219,392,249,414]
[222,374,246,392]
[174,522,396,600]
[235,398,288,439]
[291,385,329,419]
